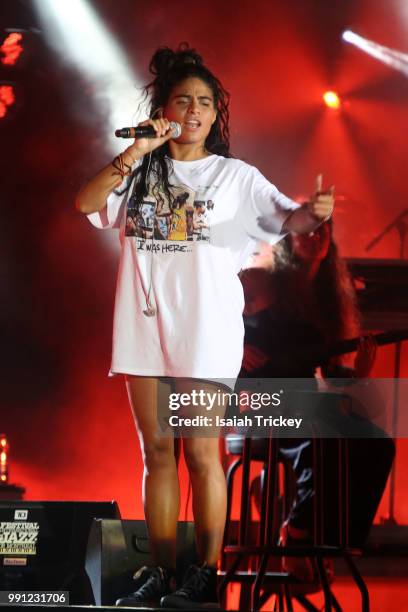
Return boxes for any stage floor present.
[0,578,406,611]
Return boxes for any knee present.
[184,444,217,475]
[142,438,174,471]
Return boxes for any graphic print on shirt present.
[125,181,214,244]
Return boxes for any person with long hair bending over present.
[76,43,334,609]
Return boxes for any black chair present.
[219,391,370,612]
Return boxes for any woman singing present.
[75,43,334,609]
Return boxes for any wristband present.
[112,153,133,179]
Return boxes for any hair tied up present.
[149,42,203,78]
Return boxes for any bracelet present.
[111,153,133,179]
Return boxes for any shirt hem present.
[109,366,237,388]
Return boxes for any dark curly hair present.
[272,220,360,345]
[119,43,231,207]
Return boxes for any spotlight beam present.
[32,0,146,150]
[343,30,408,78]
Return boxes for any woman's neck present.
[168,141,211,161]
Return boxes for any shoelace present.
[178,565,212,597]
[132,566,166,599]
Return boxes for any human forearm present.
[75,147,140,214]
[76,117,177,215]
[282,204,328,234]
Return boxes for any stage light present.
[0,436,9,484]
[0,84,16,119]
[342,29,408,78]
[32,0,144,150]
[323,91,341,109]
[1,32,24,66]
[342,30,353,43]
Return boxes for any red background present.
[1,0,407,526]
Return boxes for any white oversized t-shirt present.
[88,155,299,380]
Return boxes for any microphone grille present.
[170,121,182,138]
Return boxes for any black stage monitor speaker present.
[86,519,197,605]
[0,500,120,604]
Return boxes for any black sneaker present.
[115,565,176,608]
[160,563,219,609]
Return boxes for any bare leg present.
[126,376,179,569]
[175,379,228,567]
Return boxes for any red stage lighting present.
[0,435,9,483]
[0,32,24,66]
[323,90,341,109]
[0,84,16,118]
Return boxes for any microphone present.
[115,121,182,139]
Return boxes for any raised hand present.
[307,173,335,221]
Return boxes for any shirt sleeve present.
[238,164,300,244]
[86,175,134,230]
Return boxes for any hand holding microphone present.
[116,120,182,139]
[116,117,182,160]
